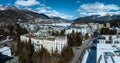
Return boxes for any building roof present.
[0,47,10,52]
[97,44,120,63]
[22,34,67,41]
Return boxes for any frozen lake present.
[44,23,71,27]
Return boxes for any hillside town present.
[0,0,120,63]
[1,18,120,63]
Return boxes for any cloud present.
[15,0,40,6]
[14,0,73,19]
[36,7,73,20]
[0,5,5,10]
[46,10,73,20]
[76,0,80,3]
[77,2,120,16]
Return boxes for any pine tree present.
[85,33,89,40]
[60,46,74,63]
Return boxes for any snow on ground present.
[81,50,89,63]
[44,23,71,27]
[97,44,120,63]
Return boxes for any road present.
[71,30,96,63]
[71,38,92,63]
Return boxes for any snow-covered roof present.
[0,47,10,52]
[97,44,120,63]
[0,46,11,56]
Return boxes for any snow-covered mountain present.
[76,13,120,21]
[73,13,120,27]
[76,11,120,21]
[0,5,70,23]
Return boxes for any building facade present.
[20,34,67,53]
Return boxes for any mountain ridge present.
[0,5,70,23]
[73,14,120,27]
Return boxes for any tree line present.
[100,27,117,35]
[67,30,82,47]
[0,23,28,39]
[51,29,65,36]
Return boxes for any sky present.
[0,0,120,20]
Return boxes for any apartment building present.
[20,34,67,53]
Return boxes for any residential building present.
[98,24,103,30]
[20,34,67,53]
[89,23,98,30]
[106,23,110,28]
[116,27,120,34]
[65,27,91,35]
